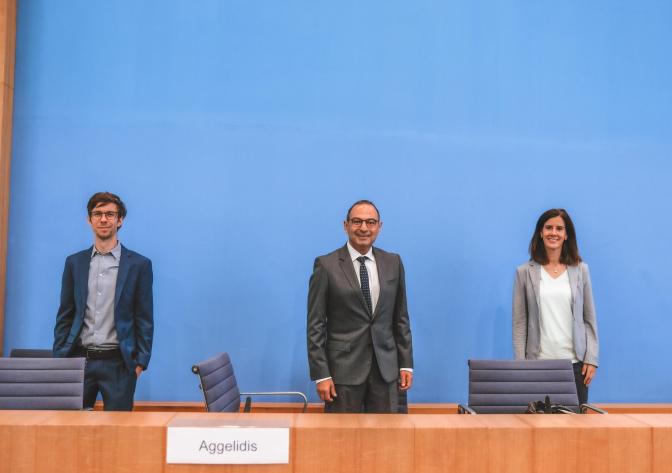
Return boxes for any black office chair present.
[457,359,606,414]
[0,357,85,410]
[9,348,53,358]
[192,352,308,413]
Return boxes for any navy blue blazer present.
[53,245,154,371]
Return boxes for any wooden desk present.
[1,411,670,473]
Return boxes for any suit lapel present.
[77,248,92,308]
[115,245,130,307]
[567,264,578,313]
[528,262,541,310]
[530,261,577,315]
[371,248,384,319]
[338,245,373,318]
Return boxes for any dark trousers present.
[324,356,398,413]
[573,362,589,405]
[83,358,137,411]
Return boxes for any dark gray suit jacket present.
[307,245,413,385]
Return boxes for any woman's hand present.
[582,363,597,385]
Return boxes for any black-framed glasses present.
[349,218,379,227]
[90,211,119,220]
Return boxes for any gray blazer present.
[307,245,414,385]
[512,260,599,366]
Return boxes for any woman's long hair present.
[529,208,582,265]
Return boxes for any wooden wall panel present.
[0,0,16,355]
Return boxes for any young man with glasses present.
[54,192,153,410]
[307,200,414,413]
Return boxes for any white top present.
[538,268,578,362]
[346,242,380,313]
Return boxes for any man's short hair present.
[346,199,380,221]
[87,192,127,219]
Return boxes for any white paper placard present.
[166,425,289,464]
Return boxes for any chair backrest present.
[9,348,53,358]
[0,357,85,410]
[192,352,241,413]
[468,359,579,413]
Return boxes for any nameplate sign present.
[166,420,289,464]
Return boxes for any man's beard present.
[96,228,116,241]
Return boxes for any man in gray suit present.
[307,200,414,413]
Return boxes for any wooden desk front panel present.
[0,411,174,473]
[294,414,415,473]
[0,411,58,473]
[2,411,672,473]
[520,414,653,473]
[627,414,672,473]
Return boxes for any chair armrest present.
[240,391,309,413]
[457,404,476,415]
[580,403,607,414]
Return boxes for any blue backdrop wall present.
[5,1,672,403]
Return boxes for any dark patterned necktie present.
[356,256,373,314]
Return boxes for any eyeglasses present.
[90,211,119,220]
[349,218,379,227]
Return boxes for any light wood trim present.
[592,403,672,414]
[0,0,16,355]
[95,400,672,415]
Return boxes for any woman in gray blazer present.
[513,208,599,404]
